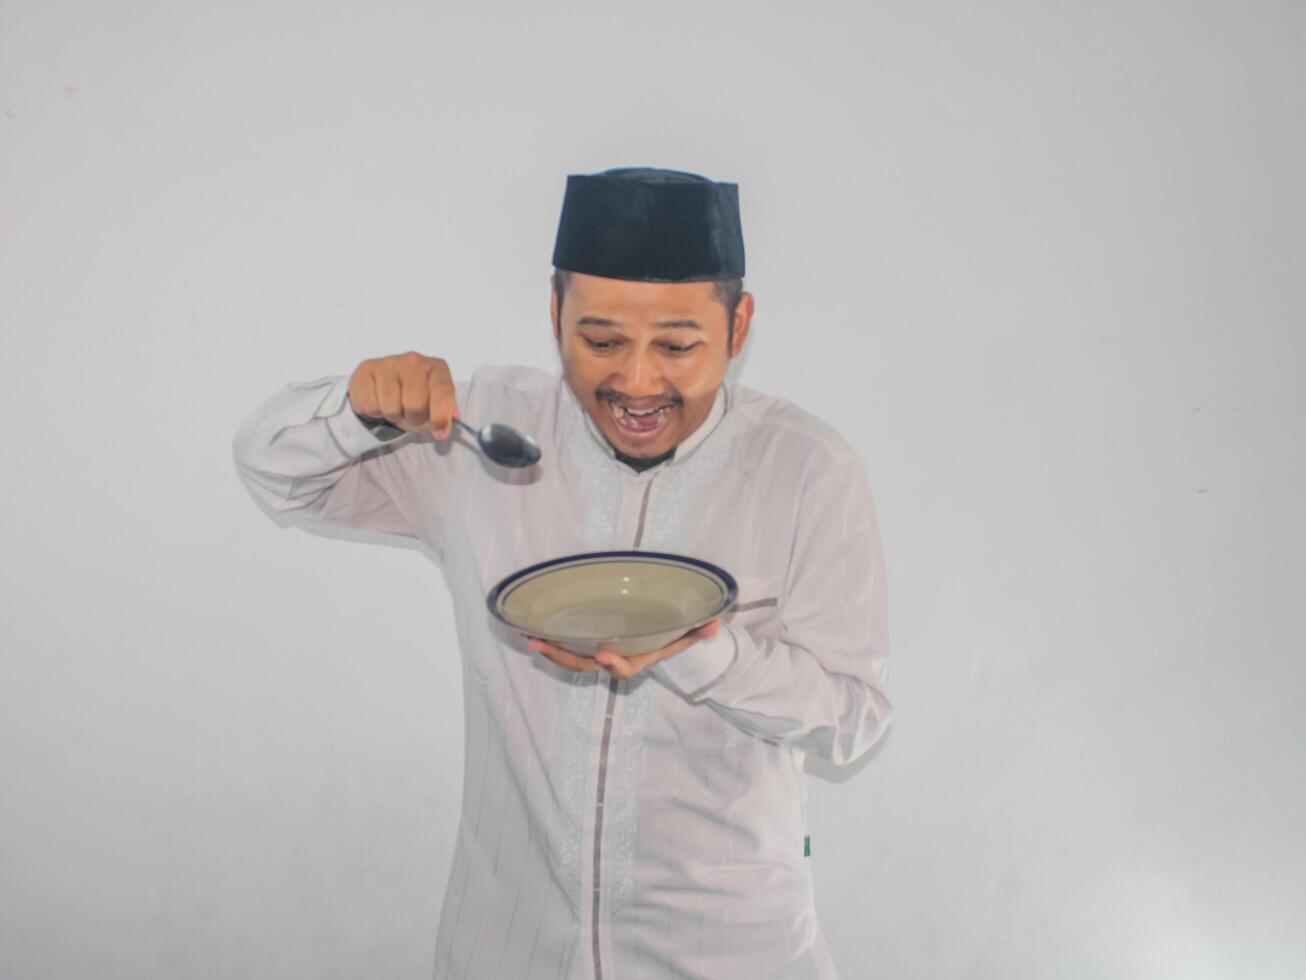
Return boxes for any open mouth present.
[606,400,675,442]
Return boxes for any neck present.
[613,444,676,471]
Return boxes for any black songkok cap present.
[551,166,745,282]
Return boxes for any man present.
[232,166,891,979]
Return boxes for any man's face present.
[552,272,753,459]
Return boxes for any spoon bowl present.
[454,418,541,468]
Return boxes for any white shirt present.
[232,364,891,980]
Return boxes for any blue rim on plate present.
[485,550,739,643]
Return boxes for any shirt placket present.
[583,464,660,980]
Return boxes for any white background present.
[2,1,1303,977]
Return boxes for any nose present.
[618,346,665,400]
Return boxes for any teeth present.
[612,403,671,424]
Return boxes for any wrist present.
[653,624,737,702]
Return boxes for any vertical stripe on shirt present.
[592,474,657,978]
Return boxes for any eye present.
[584,338,617,352]
[664,343,701,355]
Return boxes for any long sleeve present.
[652,450,892,765]
[231,372,447,547]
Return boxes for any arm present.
[231,373,457,547]
[652,452,891,765]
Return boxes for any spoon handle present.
[453,417,476,437]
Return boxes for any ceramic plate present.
[487,550,738,656]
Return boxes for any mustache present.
[598,390,682,407]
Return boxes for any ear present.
[729,291,755,358]
[550,275,561,342]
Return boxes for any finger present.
[628,648,668,672]
[400,356,431,431]
[529,637,600,672]
[348,364,379,420]
[375,365,402,425]
[618,646,679,677]
[668,618,721,654]
[597,619,723,677]
[428,365,457,440]
[534,643,595,672]
[699,618,722,636]
[595,650,638,679]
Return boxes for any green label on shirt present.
[804,835,811,858]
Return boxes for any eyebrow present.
[576,316,703,330]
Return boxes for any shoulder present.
[727,383,863,479]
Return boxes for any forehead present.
[564,272,718,320]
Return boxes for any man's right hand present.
[347,353,460,440]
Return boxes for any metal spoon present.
[453,417,541,468]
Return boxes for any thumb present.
[677,619,720,648]
[699,618,721,637]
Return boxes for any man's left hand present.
[527,619,722,680]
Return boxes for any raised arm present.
[231,352,465,551]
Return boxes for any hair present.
[552,268,743,352]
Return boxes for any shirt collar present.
[563,377,728,471]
